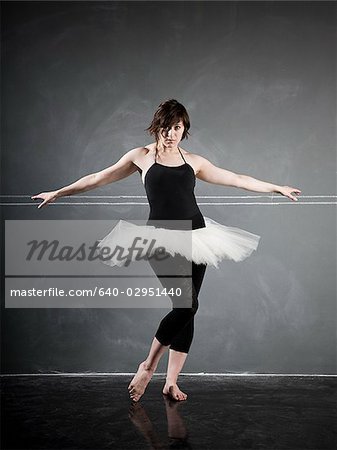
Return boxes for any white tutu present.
[97,217,261,268]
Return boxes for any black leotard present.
[141,147,207,353]
[143,148,205,230]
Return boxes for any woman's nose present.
[167,128,175,138]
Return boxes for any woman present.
[32,99,301,402]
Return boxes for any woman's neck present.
[156,142,180,154]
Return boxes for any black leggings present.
[149,254,207,354]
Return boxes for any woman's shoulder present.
[121,145,155,162]
[179,148,209,165]
[124,145,156,173]
[129,144,156,158]
[180,147,202,158]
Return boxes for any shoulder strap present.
[178,147,187,164]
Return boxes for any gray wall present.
[2,1,336,374]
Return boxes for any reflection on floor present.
[1,375,336,449]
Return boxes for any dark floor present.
[1,375,336,450]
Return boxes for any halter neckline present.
[142,159,194,186]
[154,146,187,166]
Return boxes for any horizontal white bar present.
[1,202,336,206]
[1,195,336,199]
[1,373,336,377]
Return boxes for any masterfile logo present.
[5,220,193,308]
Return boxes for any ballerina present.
[32,99,301,402]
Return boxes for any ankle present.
[142,360,156,372]
[165,377,178,386]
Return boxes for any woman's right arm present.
[31,148,141,209]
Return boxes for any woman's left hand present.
[277,186,302,202]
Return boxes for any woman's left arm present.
[195,156,301,202]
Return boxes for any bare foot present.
[128,361,154,402]
[162,382,188,401]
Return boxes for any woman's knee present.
[191,296,199,315]
[175,297,198,318]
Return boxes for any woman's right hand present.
[31,191,59,209]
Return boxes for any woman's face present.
[158,120,185,148]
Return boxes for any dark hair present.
[146,99,190,141]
